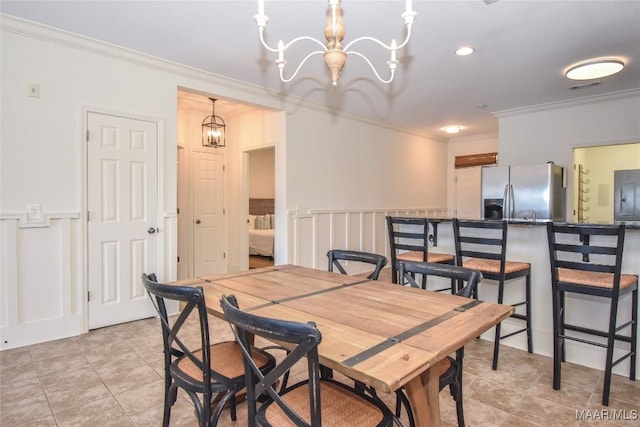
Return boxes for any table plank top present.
[171,264,513,393]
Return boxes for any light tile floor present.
[1,314,639,426]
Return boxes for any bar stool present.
[546,222,637,406]
[386,216,455,292]
[452,218,533,370]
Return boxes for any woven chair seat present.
[463,258,529,275]
[177,341,271,380]
[558,268,638,289]
[263,380,387,426]
[397,250,455,264]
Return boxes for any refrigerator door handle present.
[503,184,510,220]
[509,184,515,219]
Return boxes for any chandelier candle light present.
[254,0,417,87]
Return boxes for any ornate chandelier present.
[254,0,417,87]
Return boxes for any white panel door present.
[454,166,482,219]
[192,150,225,276]
[87,112,158,329]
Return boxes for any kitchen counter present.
[428,217,640,228]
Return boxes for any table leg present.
[404,366,441,427]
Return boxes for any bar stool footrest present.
[611,351,635,369]
[564,323,634,344]
[510,313,528,321]
[500,327,527,340]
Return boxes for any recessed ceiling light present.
[565,59,624,80]
[443,125,463,134]
[455,47,475,56]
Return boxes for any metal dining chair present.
[327,249,388,280]
[141,274,276,427]
[394,261,484,427]
[220,294,397,427]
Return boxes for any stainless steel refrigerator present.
[481,163,566,221]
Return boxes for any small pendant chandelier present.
[202,98,226,148]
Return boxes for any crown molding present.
[448,132,499,144]
[493,89,640,118]
[2,14,441,142]
[1,14,270,99]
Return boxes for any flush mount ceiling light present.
[443,125,463,134]
[565,59,625,81]
[202,98,226,148]
[455,47,475,56]
[254,0,417,87]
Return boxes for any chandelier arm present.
[259,28,327,53]
[343,25,413,52]
[346,51,396,84]
[279,50,326,83]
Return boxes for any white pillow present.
[249,215,257,229]
[255,214,271,230]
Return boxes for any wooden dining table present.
[172,264,513,427]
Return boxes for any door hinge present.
[223,208,226,215]
[87,291,91,302]
[177,256,180,263]
[87,211,90,221]
[223,252,226,259]
[223,165,226,172]
[177,208,180,214]
[86,130,90,142]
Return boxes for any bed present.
[249,198,274,257]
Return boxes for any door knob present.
[147,227,157,234]
[195,219,201,224]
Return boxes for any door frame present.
[81,106,165,332]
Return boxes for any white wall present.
[286,107,448,211]
[249,148,275,199]
[446,133,499,212]
[0,16,446,348]
[496,91,640,221]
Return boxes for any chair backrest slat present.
[141,274,234,387]
[397,261,482,298]
[327,249,388,280]
[221,294,323,427]
[453,218,508,266]
[386,216,432,283]
[546,222,627,293]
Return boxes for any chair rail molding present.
[1,211,81,228]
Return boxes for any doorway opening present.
[247,147,275,269]
[572,142,640,224]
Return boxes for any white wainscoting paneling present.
[287,208,448,272]
[0,214,83,350]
